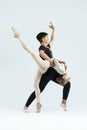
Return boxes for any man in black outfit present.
[24,23,71,112]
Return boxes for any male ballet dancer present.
[12,23,70,112]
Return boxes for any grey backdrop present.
[0,0,87,112]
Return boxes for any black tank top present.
[39,44,53,60]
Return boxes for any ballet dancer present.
[12,23,70,112]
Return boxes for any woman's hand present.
[12,27,21,39]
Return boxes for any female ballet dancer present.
[12,23,70,112]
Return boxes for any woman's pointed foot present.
[11,27,20,38]
[23,106,29,113]
[36,103,42,113]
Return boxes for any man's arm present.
[49,22,55,47]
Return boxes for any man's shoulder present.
[39,45,46,51]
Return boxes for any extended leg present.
[12,27,50,73]
[12,28,67,75]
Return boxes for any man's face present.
[42,35,49,44]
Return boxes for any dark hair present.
[36,32,48,43]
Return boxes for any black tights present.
[25,67,71,107]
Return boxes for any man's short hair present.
[36,32,48,43]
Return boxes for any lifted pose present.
[12,23,70,112]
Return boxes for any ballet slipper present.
[12,27,20,38]
[36,103,42,113]
[23,106,29,113]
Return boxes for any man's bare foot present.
[60,102,67,111]
[36,103,42,113]
[23,106,29,113]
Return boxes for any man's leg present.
[63,81,71,100]
[52,75,71,111]
[53,59,66,75]
[60,81,71,111]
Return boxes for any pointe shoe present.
[23,106,29,113]
[60,103,67,111]
[12,27,20,38]
[36,103,42,113]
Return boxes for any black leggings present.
[25,67,71,107]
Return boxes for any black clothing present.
[25,67,71,107]
[25,44,71,107]
[39,44,53,60]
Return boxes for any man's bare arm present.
[49,22,55,47]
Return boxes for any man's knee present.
[64,81,71,89]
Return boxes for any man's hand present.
[49,58,55,67]
[12,27,20,39]
[49,22,55,30]
[49,22,55,47]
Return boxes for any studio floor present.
[0,109,87,130]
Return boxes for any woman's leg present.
[53,59,66,75]
[34,69,43,112]
[24,69,52,111]
[12,28,50,112]
[12,28,67,75]
[12,27,50,73]
[34,69,41,103]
